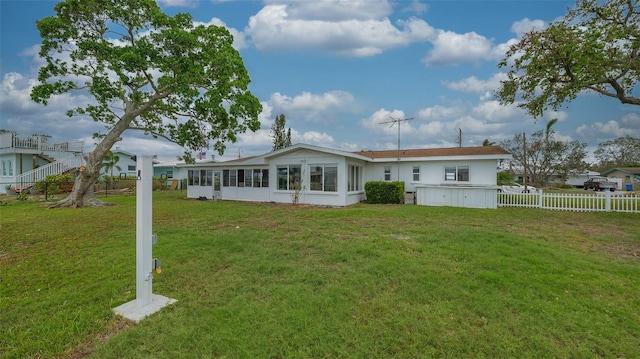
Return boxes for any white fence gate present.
[498,190,640,213]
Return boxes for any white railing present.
[498,190,640,213]
[0,131,83,152]
[17,154,84,190]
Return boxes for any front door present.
[213,171,221,200]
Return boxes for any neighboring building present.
[180,143,512,208]
[0,131,84,194]
[545,170,601,187]
[103,148,160,178]
[601,167,640,191]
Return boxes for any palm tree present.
[102,151,121,189]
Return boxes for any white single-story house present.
[180,143,512,209]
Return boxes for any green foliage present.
[33,173,75,195]
[271,113,292,151]
[365,181,404,204]
[501,119,588,187]
[497,0,640,118]
[497,171,514,185]
[30,0,262,206]
[593,136,640,170]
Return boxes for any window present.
[348,165,362,191]
[202,170,212,186]
[412,166,420,182]
[444,165,470,182]
[1,160,5,176]
[310,165,323,191]
[188,170,199,186]
[188,170,212,186]
[214,172,221,191]
[8,160,12,176]
[247,169,269,188]
[223,170,229,186]
[128,165,136,171]
[384,166,391,181]
[166,170,173,179]
[310,164,338,192]
[324,166,337,192]
[238,169,245,187]
[277,165,301,190]
[222,169,238,187]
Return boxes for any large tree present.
[593,135,640,170]
[496,0,639,118]
[501,120,588,186]
[31,0,262,207]
[270,113,292,151]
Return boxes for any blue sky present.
[1,0,639,162]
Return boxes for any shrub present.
[33,173,74,195]
[365,181,404,204]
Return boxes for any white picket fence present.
[498,190,640,213]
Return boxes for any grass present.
[1,191,639,358]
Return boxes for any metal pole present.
[136,156,153,307]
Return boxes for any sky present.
[1,0,639,163]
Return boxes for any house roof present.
[171,143,512,168]
[601,167,640,176]
[353,145,511,160]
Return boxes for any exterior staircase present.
[16,154,84,191]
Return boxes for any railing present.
[498,190,640,213]
[17,154,84,190]
[0,132,84,152]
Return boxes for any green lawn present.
[1,191,639,358]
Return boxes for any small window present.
[445,166,456,181]
[457,166,469,181]
[412,166,420,182]
[238,169,245,187]
[166,170,173,179]
[128,165,136,171]
[384,166,391,181]
[261,169,269,188]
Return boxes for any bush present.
[33,173,75,195]
[365,181,404,204]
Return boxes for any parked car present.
[498,183,537,193]
[583,176,616,191]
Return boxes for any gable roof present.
[601,167,640,176]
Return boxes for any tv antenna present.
[379,115,414,180]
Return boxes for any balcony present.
[0,131,84,154]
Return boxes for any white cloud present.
[269,90,356,121]
[576,114,640,139]
[422,30,494,66]
[157,0,197,8]
[297,130,336,145]
[511,18,547,38]
[245,3,434,56]
[442,73,508,93]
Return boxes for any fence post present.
[605,190,611,212]
[538,189,544,209]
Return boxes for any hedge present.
[364,181,405,204]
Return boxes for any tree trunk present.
[49,152,113,208]
[49,112,137,208]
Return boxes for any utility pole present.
[457,128,462,148]
[379,116,413,181]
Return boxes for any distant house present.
[104,148,160,178]
[545,170,601,188]
[601,167,640,191]
[179,143,512,209]
[0,131,84,194]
